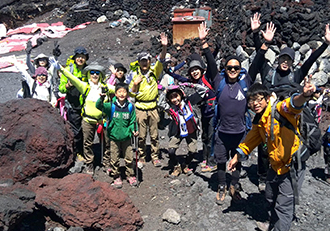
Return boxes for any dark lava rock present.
[0,99,74,184]
[28,174,143,230]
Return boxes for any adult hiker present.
[58,46,89,160]
[249,12,330,191]
[129,32,168,168]
[51,58,114,174]
[198,22,256,205]
[228,77,316,231]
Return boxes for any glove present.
[215,36,221,50]
[49,57,61,70]
[25,40,32,54]
[53,41,61,58]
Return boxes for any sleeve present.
[296,42,328,83]
[58,67,69,93]
[153,60,164,80]
[173,61,186,72]
[129,105,137,134]
[253,32,263,51]
[60,67,87,94]
[107,74,116,85]
[203,47,219,82]
[26,53,35,74]
[169,72,190,83]
[96,99,112,117]
[248,48,267,83]
[237,124,263,158]
[157,91,170,111]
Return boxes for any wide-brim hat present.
[83,62,106,80]
[188,60,205,75]
[114,63,127,73]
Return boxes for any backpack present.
[104,101,134,129]
[264,68,302,100]
[272,101,322,165]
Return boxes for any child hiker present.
[158,84,208,177]
[228,76,316,231]
[96,83,139,188]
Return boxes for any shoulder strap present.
[31,81,37,97]
[201,75,213,91]
[110,103,116,121]
[216,78,227,100]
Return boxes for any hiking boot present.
[256,221,270,231]
[138,159,146,169]
[229,184,242,203]
[153,159,161,167]
[112,177,123,189]
[216,185,226,205]
[258,182,266,192]
[240,169,248,178]
[183,166,193,175]
[326,175,330,184]
[200,160,207,168]
[127,176,138,187]
[201,165,217,173]
[170,164,182,178]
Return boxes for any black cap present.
[279,47,295,61]
[114,63,127,73]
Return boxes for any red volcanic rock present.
[28,174,143,230]
[0,99,74,183]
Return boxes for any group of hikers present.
[14,12,330,231]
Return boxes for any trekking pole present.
[133,122,139,187]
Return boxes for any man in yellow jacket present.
[129,32,168,168]
[228,77,316,231]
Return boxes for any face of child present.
[36,74,47,84]
[116,68,125,79]
[248,94,268,114]
[278,55,293,71]
[225,59,241,82]
[169,92,182,106]
[115,88,128,103]
[190,67,202,80]
[90,70,100,84]
[38,58,48,67]
[138,59,151,72]
[75,54,87,66]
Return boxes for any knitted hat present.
[224,55,242,67]
[34,67,48,78]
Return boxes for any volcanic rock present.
[0,98,74,184]
[28,174,143,230]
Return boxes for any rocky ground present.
[1,6,330,231]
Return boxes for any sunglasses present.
[225,65,241,71]
[90,70,100,75]
[37,74,47,77]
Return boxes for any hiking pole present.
[133,122,139,187]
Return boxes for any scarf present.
[177,101,193,137]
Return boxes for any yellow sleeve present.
[238,124,263,156]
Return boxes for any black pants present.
[201,116,216,166]
[67,108,83,156]
[258,144,270,182]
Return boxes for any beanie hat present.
[224,55,242,67]
[34,67,48,78]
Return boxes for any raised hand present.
[303,75,316,97]
[49,57,61,70]
[160,32,168,46]
[261,22,276,43]
[198,22,209,41]
[109,64,116,74]
[25,40,32,54]
[250,12,261,32]
[325,24,330,44]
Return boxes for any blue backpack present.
[104,102,134,128]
